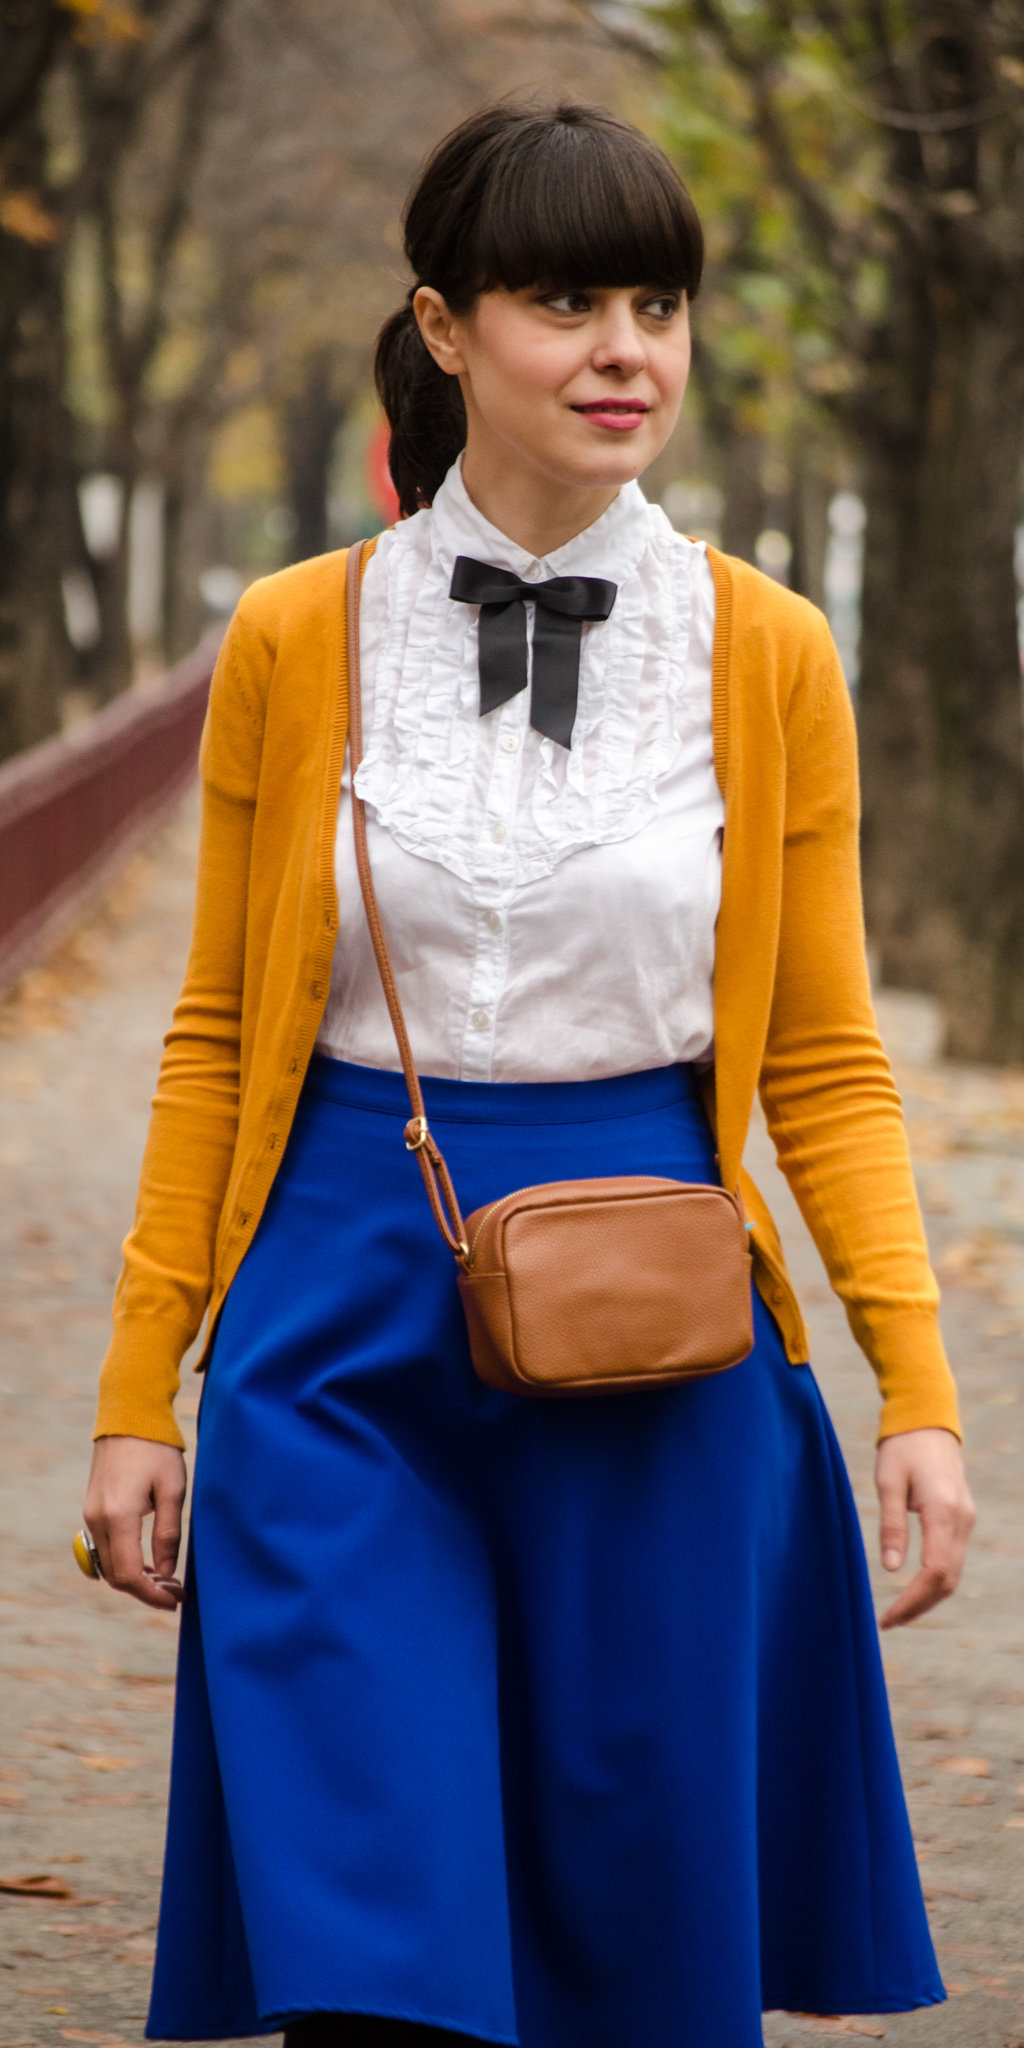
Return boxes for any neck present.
[459,445,623,558]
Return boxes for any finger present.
[82,1481,122,1588]
[104,1513,178,1610]
[151,1471,185,1583]
[143,1565,185,1606]
[877,1473,909,1573]
[918,1495,971,1598]
[879,1562,956,1629]
[86,1513,117,1589]
[84,1509,124,1593]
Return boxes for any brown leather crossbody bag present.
[345,540,754,1397]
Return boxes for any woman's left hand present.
[875,1427,975,1629]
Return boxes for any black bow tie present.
[449,556,617,750]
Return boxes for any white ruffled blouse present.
[317,458,724,1083]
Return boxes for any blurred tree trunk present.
[689,338,765,561]
[719,427,764,563]
[789,448,828,610]
[72,1,225,699]
[162,444,197,661]
[858,274,1024,1062]
[84,190,136,701]
[283,353,345,562]
[664,0,1024,1058]
[163,417,216,658]
[0,104,74,763]
[0,1,226,751]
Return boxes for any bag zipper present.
[466,1179,739,1268]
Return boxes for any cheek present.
[652,335,692,406]
[469,322,577,418]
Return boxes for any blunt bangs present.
[409,106,703,307]
[385,104,706,512]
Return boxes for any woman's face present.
[415,283,692,494]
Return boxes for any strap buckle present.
[404,1116,429,1153]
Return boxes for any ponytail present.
[374,103,703,518]
[374,295,467,520]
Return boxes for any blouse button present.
[471,1008,490,1032]
[484,910,502,933]
[500,731,520,754]
[490,822,507,845]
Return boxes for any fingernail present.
[883,1549,901,1568]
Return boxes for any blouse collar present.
[429,456,654,587]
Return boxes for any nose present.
[590,307,647,379]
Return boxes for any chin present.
[541,447,649,491]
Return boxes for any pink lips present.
[573,401,650,433]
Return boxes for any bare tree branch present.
[122,0,224,389]
[690,0,849,272]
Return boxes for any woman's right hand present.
[83,1436,187,1609]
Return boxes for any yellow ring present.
[73,1530,101,1581]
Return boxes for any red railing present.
[0,631,221,1002]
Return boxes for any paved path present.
[1,788,1022,2048]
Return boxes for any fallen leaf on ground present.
[789,2020,885,2038]
[0,1875,74,1899]
[37,1894,115,1908]
[936,1756,991,1776]
[59,2032,124,2041]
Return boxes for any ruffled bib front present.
[353,460,710,888]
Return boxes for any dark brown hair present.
[374,103,704,519]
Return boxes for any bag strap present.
[345,540,469,1261]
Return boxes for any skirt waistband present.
[304,1053,702,1126]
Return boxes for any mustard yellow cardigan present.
[94,542,960,1449]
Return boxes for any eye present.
[641,292,682,321]
[542,291,592,315]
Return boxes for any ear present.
[413,286,468,377]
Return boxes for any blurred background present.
[2,0,1024,1061]
[4,18,1024,2038]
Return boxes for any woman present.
[83,103,974,2048]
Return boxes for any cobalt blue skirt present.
[148,1057,943,2047]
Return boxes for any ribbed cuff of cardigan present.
[862,1308,962,1443]
[93,1317,188,1449]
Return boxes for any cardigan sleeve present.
[92,606,269,1446]
[758,614,961,1441]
